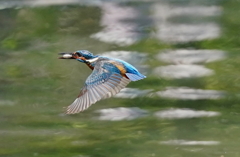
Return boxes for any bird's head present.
[59,50,97,63]
[75,50,95,59]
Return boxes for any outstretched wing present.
[66,60,131,114]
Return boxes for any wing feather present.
[66,59,131,114]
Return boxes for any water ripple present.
[156,87,225,100]
[152,3,221,43]
[115,88,152,99]
[91,2,140,46]
[96,107,148,121]
[0,100,15,106]
[155,108,220,119]
[160,140,220,145]
[157,49,226,64]
[153,65,213,79]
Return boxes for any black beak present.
[58,53,75,59]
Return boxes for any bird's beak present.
[58,53,76,59]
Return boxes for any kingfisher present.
[59,50,146,114]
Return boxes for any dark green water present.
[1,0,240,157]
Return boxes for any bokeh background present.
[1,0,240,157]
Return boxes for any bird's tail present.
[126,73,146,81]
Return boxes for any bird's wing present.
[66,60,131,114]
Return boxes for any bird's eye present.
[74,52,82,57]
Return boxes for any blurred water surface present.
[1,0,240,157]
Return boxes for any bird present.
[59,50,146,114]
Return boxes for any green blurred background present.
[0,0,240,157]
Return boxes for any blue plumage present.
[111,58,146,81]
[59,50,146,114]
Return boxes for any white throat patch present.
[86,57,99,63]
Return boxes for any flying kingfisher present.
[59,50,146,114]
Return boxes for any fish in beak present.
[58,53,76,59]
